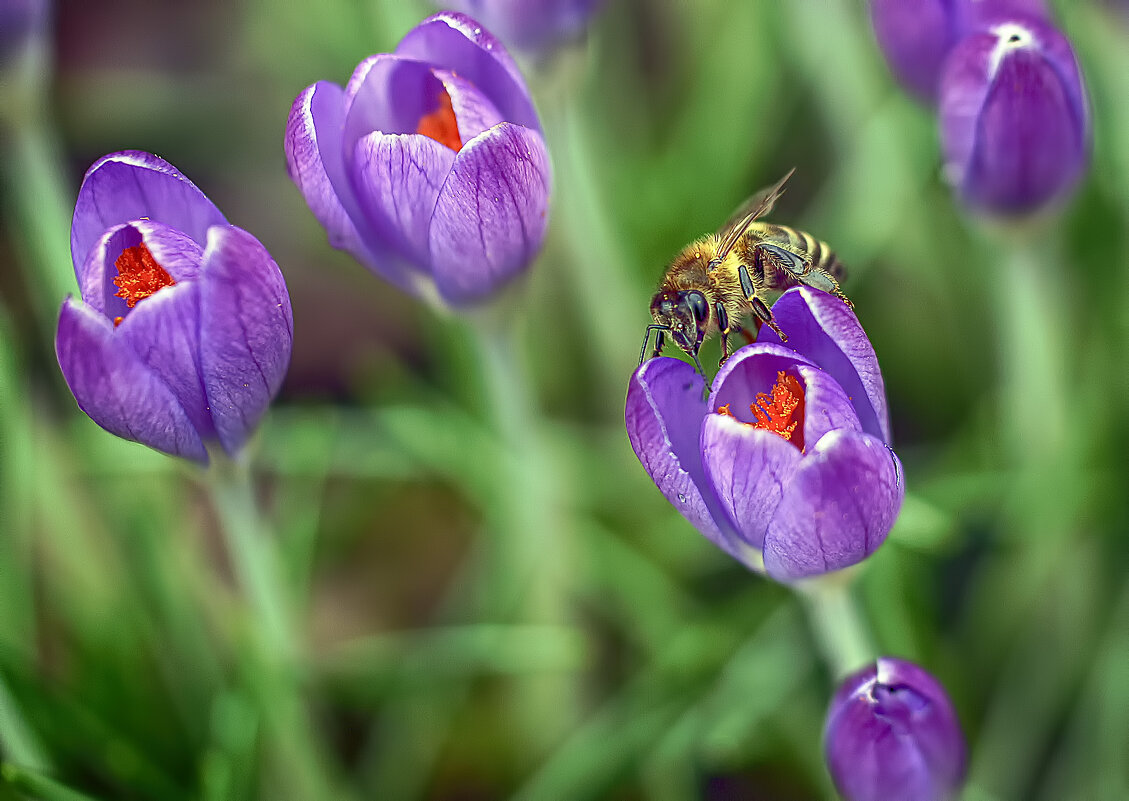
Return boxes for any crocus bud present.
[825,658,967,801]
[625,288,903,581]
[441,0,605,52]
[868,0,1049,101]
[0,0,48,65]
[56,152,293,464]
[285,12,551,307]
[939,13,1089,215]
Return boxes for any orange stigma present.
[416,88,462,152]
[112,243,176,326]
[716,371,806,450]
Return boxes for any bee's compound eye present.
[685,291,709,323]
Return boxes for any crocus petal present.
[436,69,507,144]
[826,658,967,801]
[285,80,421,293]
[428,122,550,305]
[869,0,963,101]
[71,151,226,278]
[709,343,861,447]
[351,132,456,266]
[446,0,605,51]
[395,12,541,132]
[343,55,451,143]
[56,298,207,463]
[79,221,204,318]
[763,429,904,581]
[116,281,212,440]
[197,226,293,456]
[757,288,891,443]
[701,412,802,551]
[625,357,737,555]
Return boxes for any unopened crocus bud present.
[285,12,550,307]
[57,152,293,464]
[868,0,1049,101]
[442,0,605,52]
[825,658,967,801]
[626,288,903,581]
[939,13,1089,215]
[0,0,47,65]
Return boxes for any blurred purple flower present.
[625,288,903,581]
[0,0,48,64]
[442,0,605,52]
[825,657,967,801]
[56,151,293,464]
[868,0,1049,101]
[285,12,551,307]
[939,13,1089,215]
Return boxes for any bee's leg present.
[636,323,659,363]
[738,263,787,343]
[716,302,732,366]
[756,242,853,308]
[639,324,669,365]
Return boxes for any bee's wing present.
[714,167,796,262]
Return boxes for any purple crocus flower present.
[868,0,1048,101]
[284,12,551,307]
[824,657,967,801]
[56,151,293,464]
[625,288,903,581]
[441,0,605,52]
[939,12,1089,215]
[0,0,48,64]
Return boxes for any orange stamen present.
[416,89,462,152]
[112,243,176,326]
[716,371,806,450]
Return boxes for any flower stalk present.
[461,307,579,749]
[204,458,336,801]
[795,570,876,680]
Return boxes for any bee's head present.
[650,288,709,355]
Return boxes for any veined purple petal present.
[763,430,904,581]
[343,55,449,144]
[395,12,541,132]
[625,357,737,556]
[71,151,226,278]
[56,298,207,463]
[826,658,967,801]
[436,69,507,144]
[116,281,213,440]
[757,288,891,443]
[939,15,1089,214]
[351,132,456,267]
[700,412,802,551]
[428,122,550,306]
[285,81,419,292]
[198,226,293,456]
[79,220,204,318]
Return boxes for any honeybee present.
[639,169,851,381]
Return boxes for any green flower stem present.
[205,458,338,801]
[795,570,876,680]
[0,44,79,350]
[536,57,643,406]
[462,309,580,752]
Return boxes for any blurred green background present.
[2,0,1129,799]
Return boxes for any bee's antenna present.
[689,349,710,393]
